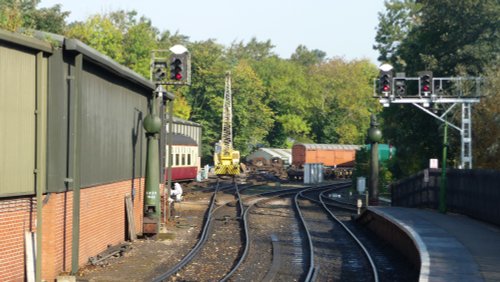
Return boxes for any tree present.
[122,16,158,77]
[25,3,69,34]
[67,14,125,64]
[0,1,22,31]
[0,0,69,33]
[232,60,274,155]
[401,0,500,76]
[473,66,500,169]
[290,45,326,67]
[309,58,381,145]
[373,0,421,66]
[227,37,276,63]
[158,30,190,50]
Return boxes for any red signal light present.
[383,85,390,92]
[170,56,184,81]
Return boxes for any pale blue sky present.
[39,0,386,64]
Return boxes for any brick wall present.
[0,178,145,282]
[0,198,36,281]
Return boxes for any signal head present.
[379,71,393,96]
[418,71,433,95]
[152,60,167,83]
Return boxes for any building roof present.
[171,116,202,127]
[0,29,52,53]
[247,148,292,161]
[295,144,362,150]
[172,134,197,146]
[32,30,174,100]
[260,148,292,159]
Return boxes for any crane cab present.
[214,140,240,175]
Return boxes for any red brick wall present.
[0,198,36,282]
[0,178,145,282]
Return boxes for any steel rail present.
[296,183,349,281]
[219,181,247,282]
[318,189,379,282]
[155,182,337,281]
[221,188,308,281]
[153,179,222,282]
[296,182,378,282]
[294,187,318,282]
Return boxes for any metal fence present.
[391,169,500,227]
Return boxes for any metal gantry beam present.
[375,75,482,169]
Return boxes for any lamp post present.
[368,114,382,206]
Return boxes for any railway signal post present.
[146,46,191,235]
[374,64,483,213]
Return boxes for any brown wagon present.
[289,144,361,179]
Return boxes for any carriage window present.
[181,154,186,165]
[187,154,191,166]
[175,154,180,166]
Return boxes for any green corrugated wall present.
[0,43,47,197]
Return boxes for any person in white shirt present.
[171,183,183,202]
[168,183,183,219]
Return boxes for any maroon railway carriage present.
[166,134,200,182]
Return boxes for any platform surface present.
[368,206,500,282]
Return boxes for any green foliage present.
[0,2,22,31]
[232,60,274,155]
[373,0,422,66]
[227,37,275,62]
[309,58,381,144]
[252,56,311,145]
[290,45,327,67]
[0,0,69,33]
[403,0,499,76]
[67,14,127,64]
[122,20,158,77]
[25,4,69,34]
[66,11,161,77]
[473,65,500,169]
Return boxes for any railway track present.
[297,184,378,282]
[153,180,414,281]
[319,186,418,281]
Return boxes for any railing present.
[391,169,500,227]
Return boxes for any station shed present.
[0,29,172,281]
[246,148,292,166]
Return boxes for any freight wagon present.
[287,144,362,180]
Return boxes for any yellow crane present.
[214,72,240,175]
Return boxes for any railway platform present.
[363,207,500,282]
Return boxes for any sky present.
[39,0,387,64]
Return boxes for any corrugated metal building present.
[0,29,173,281]
[246,148,292,166]
[0,30,51,198]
